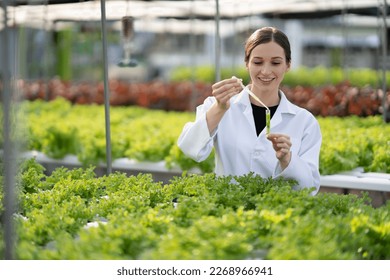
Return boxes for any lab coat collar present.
[233,87,297,114]
[232,87,298,128]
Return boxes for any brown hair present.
[244,27,291,65]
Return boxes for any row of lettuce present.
[1,98,389,175]
[0,158,389,259]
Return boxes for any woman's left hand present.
[267,133,292,170]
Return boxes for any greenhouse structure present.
[1,0,390,269]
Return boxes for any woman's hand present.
[267,133,292,170]
[206,77,242,134]
[211,77,242,111]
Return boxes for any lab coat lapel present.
[271,107,283,128]
[232,90,297,133]
[233,89,255,128]
[271,91,297,130]
[243,102,254,128]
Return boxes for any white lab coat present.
[178,88,322,194]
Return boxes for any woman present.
[178,27,322,194]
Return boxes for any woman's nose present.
[260,64,271,75]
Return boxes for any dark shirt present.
[251,103,278,136]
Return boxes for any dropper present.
[233,76,271,135]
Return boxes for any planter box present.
[20,150,202,183]
[6,150,390,206]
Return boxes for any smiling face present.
[247,41,290,94]
[244,27,291,98]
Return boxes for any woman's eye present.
[252,61,281,66]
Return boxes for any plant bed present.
[2,99,388,175]
[16,77,390,117]
[20,150,201,184]
[1,158,389,260]
[16,150,390,207]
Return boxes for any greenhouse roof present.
[1,0,387,25]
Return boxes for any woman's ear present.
[286,63,291,72]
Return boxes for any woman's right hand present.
[206,77,242,134]
[211,77,243,111]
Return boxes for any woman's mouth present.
[258,77,275,83]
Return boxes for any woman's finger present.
[212,78,242,109]
[267,134,291,146]
[267,133,292,160]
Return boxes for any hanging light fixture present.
[117,15,137,67]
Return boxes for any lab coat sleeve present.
[273,114,322,195]
[177,97,217,162]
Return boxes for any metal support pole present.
[381,0,389,123]
[189,0,198,111]
[341,1,349,80]
[99,0,112,174]
[215,0,221,82]
[1,0,16,260]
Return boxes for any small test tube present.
[265,109,270,135]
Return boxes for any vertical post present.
[189,0,198,111]
[381,0,389,123]
[215,0,221,82]
[341,1,349,81]
[1,0,16,260]
[99,0,112,174]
